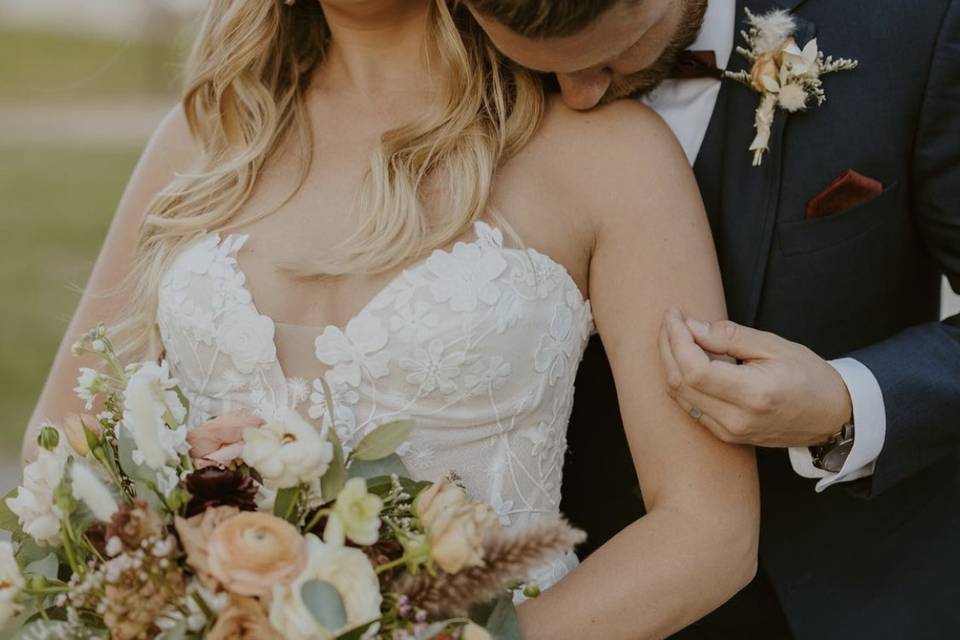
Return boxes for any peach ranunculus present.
[187,410,264,469]
[206,512,308,598]
[174,506,241,591]
[208,595,282,640]
[414,479,501,574]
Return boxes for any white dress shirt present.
[642,0,886,489]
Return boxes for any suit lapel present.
[718,0,816,325]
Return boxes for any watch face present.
[822,441,854,473]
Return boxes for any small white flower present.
[399,339,465,395]
[325,478,383,546]
[5,446,68,545]
[121,361,188,470]
[71,462,118,522]
[270,535,382,640]
[0,541,25,628]
[242,408,333,490]
[91,339,107,353]
[74,367,105,410]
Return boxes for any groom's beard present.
[600,0,709,104]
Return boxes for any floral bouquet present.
[0,326,583,639]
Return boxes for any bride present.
[23,0,758,637]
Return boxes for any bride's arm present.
[21,106,198,463]
[517,101,759,639]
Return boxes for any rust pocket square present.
[805,169,883,220]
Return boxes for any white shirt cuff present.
[788,358,887,492]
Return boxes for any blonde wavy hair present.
[118,0,545,359]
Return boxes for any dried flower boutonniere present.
[726,9,859,166]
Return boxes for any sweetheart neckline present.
[220,222,589,336]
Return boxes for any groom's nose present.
[556,68,612,110]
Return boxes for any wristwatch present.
[811,423,855,473]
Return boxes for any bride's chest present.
[156,224,593,431]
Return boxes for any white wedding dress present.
[157,221,593,589]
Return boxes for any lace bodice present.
[157,222,593,589]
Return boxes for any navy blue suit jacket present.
[560,0,960,638]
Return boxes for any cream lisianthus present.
[325,478,383,547]
[121,361,188,470]
[5,445,68,545]
[270,535,382,640]
[0,541,25,628]
[71,462,118,522]
[241,408,333,490]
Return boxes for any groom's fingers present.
[664,310,743,399]
[685,318,782,361]
[671,384,742,443]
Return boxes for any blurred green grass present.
[0,145,141,452]
[0,26,190,454]
[0,28,185,103]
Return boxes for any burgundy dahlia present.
[183,466,258,517]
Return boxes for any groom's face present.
[471,0,708,110]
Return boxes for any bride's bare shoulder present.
[509,95,699,234]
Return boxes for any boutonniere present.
[725,9,858,166]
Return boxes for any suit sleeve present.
[848,0,960,497]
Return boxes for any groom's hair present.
[467,0,633,38]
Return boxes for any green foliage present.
[470,594,523,640]
[348,455,410,481]
[273,486,303,524]
[321,429,348,502]
[351,420,415,462]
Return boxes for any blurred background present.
[0,0,958,489]
[0,0,202,486]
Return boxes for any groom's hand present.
[658,308,853,448]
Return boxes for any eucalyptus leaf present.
[321,429,347,501]
[15,539,53,569]
[347,454,411,481]
[273,486,302,523]
[0,488,23,538]
[302,580,348,631]
[470,594,522,640]
[24,553,59,581]
[350,420,415,462]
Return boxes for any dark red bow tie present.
[668,50,723,80]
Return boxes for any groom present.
[469,0,960,638]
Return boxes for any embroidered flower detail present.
[463,356,512,393]
[314,314,390,388]
[389,301,440,343]
[399,339,466,395]
[426,238,507,312]
[534,303,574,386]
[215,307,277,375]
[308,379,359,441]
[726,8,858,166]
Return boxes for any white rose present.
[5,447,68,545]
[71,462,118,522]
[241,409,333,490]
[0,541,25,628]
[324,478,383,547]
[121,361,188,470]
[270,535,382,640]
